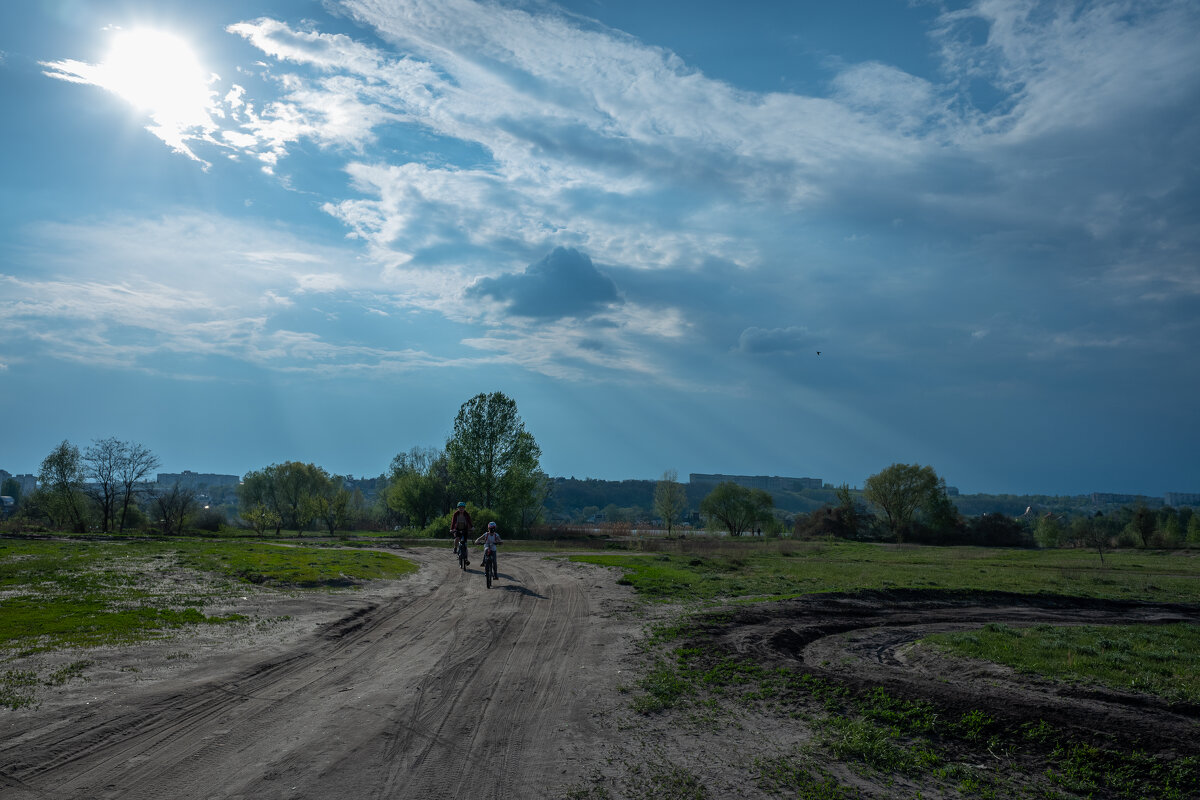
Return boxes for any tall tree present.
[116,441,159,533]
[154,483,197,536]
[699,481,773,537]
[273,462,330,534]
[497,431,547,534]
[385,448,450,529]
[1127,504,1156,548]
[654,469,688,536]
[83,437,123,533]
[38,440,86,531]
[446,392,539,512]
[80,437,159,533]
[833,483,861,538]
[863,463,946,543]
[305,473,352,537]
[239,465,283,535]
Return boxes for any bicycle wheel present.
[485,554,492,588]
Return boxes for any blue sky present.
[1,0,1197,495]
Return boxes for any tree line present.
[788,463,1200,554]
[2,392,549,538]
[5,411,1198,548]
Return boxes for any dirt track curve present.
[714,591,1200,756]
[0,550,637,800]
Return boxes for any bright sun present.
[101,28,214,128]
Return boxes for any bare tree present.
[82,438,161,534]
[117,442,159,533]
[155,483,197,536]
[83,437,123,533]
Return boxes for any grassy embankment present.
[0,537,417,709]
[566,540,1200,800]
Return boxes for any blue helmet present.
[488,521,496,529]
[457,501,466,508]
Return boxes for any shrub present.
[192,507,227,532]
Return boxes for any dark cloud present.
[468,247,620,319]
[737,326,820,355]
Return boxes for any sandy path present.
[0,549,637,800]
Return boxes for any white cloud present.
[934,0,1200,141]
[0,214,461,376]
[30,1,1200,390]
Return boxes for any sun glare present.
[101,28,214,128]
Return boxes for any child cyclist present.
[475,521,502,576]
[450,501,472,565]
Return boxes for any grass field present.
[0,537,417,656]
[926,621,1200,704]
[576,538,1200,800]
[569,540,1200,604]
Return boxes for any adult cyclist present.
[475,521,502,577]
[450,501,472,565]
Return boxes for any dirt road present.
[1,550,638,800]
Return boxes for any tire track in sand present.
[0,550,636,800]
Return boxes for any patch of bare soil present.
[572,591,1200,800]
[0,549,641,800]
[723,590,1200,755]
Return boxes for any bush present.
[418,503,500,538]
[966,513,1035,548]
[191,507,227,532]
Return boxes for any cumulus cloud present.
[466,247,619,319]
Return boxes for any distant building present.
[1164,492,1200,508]
[0,471,38,496]
[156,471,241,490]
[689,473,823,492]
[1090,492,1160,506]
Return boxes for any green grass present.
[173,540,417,586]
[569,541,1200,603]
[925,622,1200,704]
[0,538,418,656]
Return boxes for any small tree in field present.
[1185,513,1200,545]
[243,504,282,536]
[654,469,688,536]
[305,475,352,537]
[700,482,773,536]
[863,463,947,544]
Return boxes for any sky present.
[1,0,1198,496]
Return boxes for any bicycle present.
[482,547,497,588]
[457,537,469,570]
